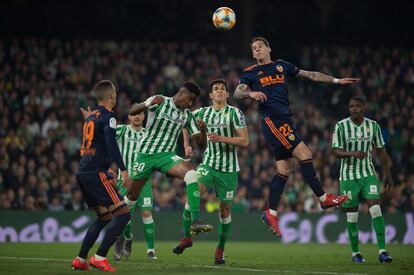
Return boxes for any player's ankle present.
[318,193,327,202]
[268,209,277,216]
[76,256,87,263]
[94,254,106,261]
[379,249,386,255]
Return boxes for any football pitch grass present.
[0,242,412,275]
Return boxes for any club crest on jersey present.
[109,118,117,129]
[276,65,284,72]
[288,133,295,141]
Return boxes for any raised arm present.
[129,95,164,116]
[296,69,360,85]
[234,84,267,102]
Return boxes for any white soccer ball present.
[212,7,236,31]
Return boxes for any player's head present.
[209,79,229,103]
[94,80,116,108]
[250,37,271,61]
[128,112,145,129]
[174,81,201,109]
[349,96,366,120]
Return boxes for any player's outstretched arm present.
[129,96,164,116]
[376,147,394,191]
[296,69,360,85]
[234,84,267,102]
[208,127,249,148]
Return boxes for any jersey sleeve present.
[239,70,252,88]
[104,115,126,171]
[332,123,344,149]
[373,122,385,148]
[231,108,247,129]
[185,112,201,136]
[192,108,201,120]
[147,95,164,111]
[116,124,126,140]
[280,60,300,77]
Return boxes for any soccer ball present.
[212,7,236,31]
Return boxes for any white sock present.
[352,252,361,257]
[269,209,277,216]
[379,249,386,255]
[147,248,155,253]
[319,193,327,202]
[94,254,106,261]
[76,256,87,263]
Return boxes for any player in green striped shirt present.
[124,81,212,236]
[332,96,393,263]
[173,79,249,265]
[113,112,158,261]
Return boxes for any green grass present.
[0,242,412,274]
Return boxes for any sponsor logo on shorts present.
[369,185,378,194]
[143,197,152,206]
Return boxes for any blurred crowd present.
[0,39,413,214]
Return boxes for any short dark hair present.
[182,81,201,97]
[94,80,115,101]
[251,36,270,48]
[210,79,228,92]
[350,96,366,105]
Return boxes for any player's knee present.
[112,203,130,217]
[219,213,231,224]
[369,204,382,218]
[346,212,359,223]
[184,170,198,184]
[142,213,154,224]
[276,166,291,176]
[141,210,152,218]
[219,203,231,218]
[97,211,112,221]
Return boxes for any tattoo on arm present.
[234,84,250,99]
[297,70,335,84]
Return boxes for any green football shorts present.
[340,175,381,208]
[117,179,153,210]
[131,152,184,180]
[196,164,238,204]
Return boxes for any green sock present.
[218,217,231,249]
[372,216,386,250]
[186,182,200,221]
[183,207,192,238]
[143,217,155,250]
[347,222,359,253]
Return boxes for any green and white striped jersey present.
[116,124,146,180]
[332,117,385,181]
[139,96,200,154]
[193,105,246,173]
